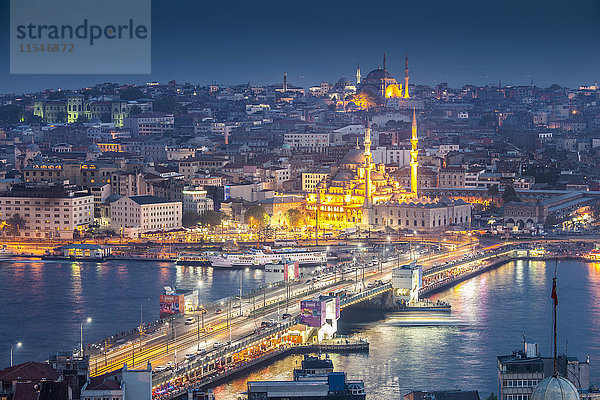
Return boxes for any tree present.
[153,97,181,114]
[76,114,89,124]
[547,83,562,91]
[244,205,268,227]
[47,91,66,100]
[119,87,145,101]
[5,214,26,236]
[502,184,520,203]
[182,211,202,228]
[0,104,24,124]
[486,394,498,400]
[198,210,223,227]
[487,185,499,205]
[285,208,305,229]
[24,112,43,124]
[56,111,67,123]
[100,113,112,123]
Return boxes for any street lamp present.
[10,342,22,367]
[80,317,92,357]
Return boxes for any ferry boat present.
[209,247,326,268]
[175,252,217,266]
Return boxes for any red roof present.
[85,377,121,391]
[0,362,60,382]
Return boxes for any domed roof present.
[365,68,393,81]
[333,170,355,182]
[531,376,579,400]
[281,143,291,149]
[341,148,365,165]
[335,77,351,87]
[371,171,385,180]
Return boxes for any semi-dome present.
[365,68,393,81]
[341,148,365,165]
[531,375,579,400]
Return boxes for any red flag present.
[551,278,558,305]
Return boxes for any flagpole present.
[553,276,557,375]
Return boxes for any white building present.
[371,146,411,166]
[81,363,152,400]
[182,186,214,214]
[283,132,330,153]
[110,195,182,234]
[301,171,330,192]
[123,112,175,136]
[0,185,94,239]
[371,197,472,232]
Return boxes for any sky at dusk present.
[1,0,599,93]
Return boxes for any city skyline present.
[1,0,600,93]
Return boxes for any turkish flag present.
[551,277,558,305]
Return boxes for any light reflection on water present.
[0,259,267,367]
[0,258,598,398]
[214,259,600,399]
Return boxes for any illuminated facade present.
[306,108,473,233]
[306,113,419,231]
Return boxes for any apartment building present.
[0,184,93,239]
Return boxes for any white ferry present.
[209,248,326,269]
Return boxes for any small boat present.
[175,252,218,266]
[42,244,112,261]
[0,245,14,260]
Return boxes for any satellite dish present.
[164,286,173,294]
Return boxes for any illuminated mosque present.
[357,53,410,100]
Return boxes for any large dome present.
[333,170,355,182]
[531,376,579,400]
[341,148,365,165]
[365,68,393,81]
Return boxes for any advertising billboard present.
[300,300,326,327]
[159,294,184,318]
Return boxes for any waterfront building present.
[0,184,93,239]
[110,195,182,235]
[182,186,214,214]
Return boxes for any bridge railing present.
[340,283,392,308]
[152,318,298,387]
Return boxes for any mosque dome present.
[365,68,393,81]
[335,77,351,87]
[341,148,365,165]
[281,143,291,150]
[333,170,355,182]
[531,375,579,400]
